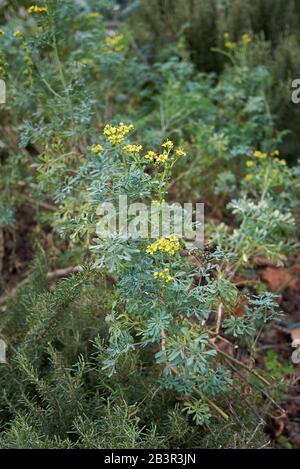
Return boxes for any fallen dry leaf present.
[260,267,299,292]
[291,328,300,342]
[291,264,300,274]
[254,257,282,267]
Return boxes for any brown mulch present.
[259,262,300,448]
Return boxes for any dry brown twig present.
[0,226,4,274]
[0,265,83,306]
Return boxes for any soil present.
[271,286,300,448]
[259,273,300,448]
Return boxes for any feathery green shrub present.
[0,258,269,449]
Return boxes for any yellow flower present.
[279,159,286,166]
[105,34,123,46]
[27,5,48,14]
[103,122,134,145]
[225,41,237,49]
[156,152,169,165]
[104,34,125,53]
[146,235,181,256]
[272,150,280,157]
[145,145,185,164]
[13,31,24,39]
[0,30,5,36]
[242,33,252,44]
[91,144,104,154]
[161,140,174,151]
[246,160,254,168]
[122,144,142,154]
[245,174,254,181]
[152,199,165,206]
[87,12,102,19]
[224,33,230,40]
[175,148,186,158]
[145,151,157,163]
[253,150,267,160]
[153,268,173,283]
[79,58,93,65]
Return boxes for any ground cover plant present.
[0,0,300,449]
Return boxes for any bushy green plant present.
[0,256,271,449]
[46,120,298,423]
[130,0,300,155]
[130,0,300,68]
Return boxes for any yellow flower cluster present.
[13,31,24,39]
[145,149,169,165]
[242,33,252,45]
[145,151,157,163]
[224,32,251,49]
[146,235,181,256]
[91,144,104,154]
[156,152,168,164]
[103,122,134,145]
[250,150,286,165]
[104,34,125,53]
[271,149,286,166]
[224,33,236,49]
[175,148,187,158]
[153,268,173,283]
[152,199,165,206]
[144,141,186,166]
[27,5,48,14]
[122,144,142,154]
[245,148,288,183]
[225,41,237,49]
[274,157,287,166]
[253,150,267,160]
[161,140,174,150]
[87,12,102,19]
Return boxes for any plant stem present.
[195,389,229,421]
[209,341,271,386]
